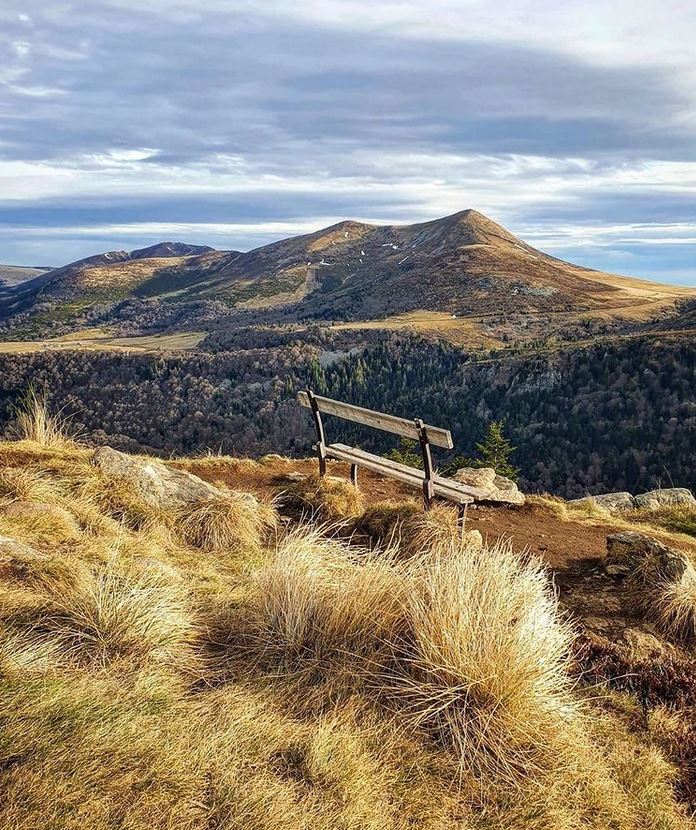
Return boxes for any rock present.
[451,467,525,506]
[463,529,483,550]
[569,492,636,513]
[605,531,689,584]
[634,488,696,510]
[92,446,227,510]
[285,472,307,483]
[583,615,612,633]
[622,627,666,660]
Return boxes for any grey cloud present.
[1,4,693,167]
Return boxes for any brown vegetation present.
[0,419,693,827]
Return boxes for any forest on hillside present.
[0,333,693,497]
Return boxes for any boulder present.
[463,528,483,550]
[622,627,667,660]
[605,531,689,584]
[92,446,226,510]
[569,492,636,513]
[451,467,525,506]
[634,488,696,510]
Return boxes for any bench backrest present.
[297,390,453,449]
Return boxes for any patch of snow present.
[361,250,365,256]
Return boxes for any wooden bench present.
[298,390,485,528]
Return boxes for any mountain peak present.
[129,242,216,260]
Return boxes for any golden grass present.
[283,473,365,522]
[176,492,276,554]
[650,563,696,641]
[5,388,77,448]
[0,330,206,354]
[355,499,466,556]
[397,543,579,782]
[0,439,691,828]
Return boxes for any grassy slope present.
[0,431,692,827]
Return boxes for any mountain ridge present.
[1,211,693,329]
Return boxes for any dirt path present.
[182,454,696,645]
[183,456,615,570]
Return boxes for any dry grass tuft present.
[0,440,691,829]
[252,530,580,784]
[176,492,276,554]
[283,473,364,521]
[0,466,56,503]
[253,527,405,670]
[5,387,77,447]
[652,563,696,641]
[394,541,580,783]
[355,499,463,556]
[1,557,194,672]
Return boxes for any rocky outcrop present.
[451,467,525,506]
[569,492,636,512]
[605,531,689,584]
[634,488,696,510]
[570,487,695,515]
[92,446,227,509]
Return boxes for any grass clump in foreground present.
[282,472,365,521]
[354,499,472,556]
[0,438,692,828]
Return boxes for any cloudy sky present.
[1,1,695,284]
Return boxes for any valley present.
[0,210,693,501]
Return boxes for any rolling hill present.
[2,211,692,330]
[0,263,52,287]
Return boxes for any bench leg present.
[350,463,359,489]
[457,503,468,540]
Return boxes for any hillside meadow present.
[0,400,693,829]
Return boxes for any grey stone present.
[634,488,696,510]
[92,446,227,509]
[606,531,689,585]
[451,467,525,506]
[569,492,636,513]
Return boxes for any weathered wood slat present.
[325,443,475,504]
[298,391,453,448]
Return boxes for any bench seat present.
[323,443,480,505]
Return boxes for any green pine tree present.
[385,438,422,469]
[473,420,519,480]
